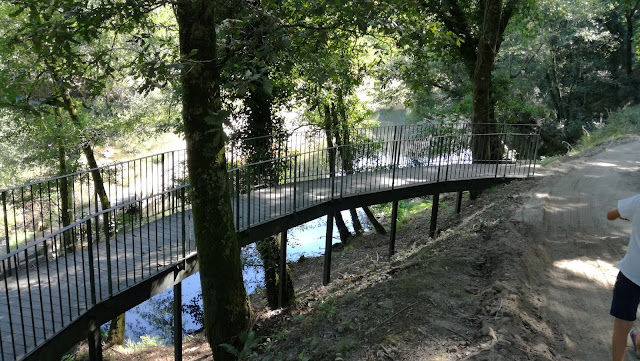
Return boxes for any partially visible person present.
[607,194,640,361]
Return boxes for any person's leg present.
[612,317,633,361]
[610,272,640,360]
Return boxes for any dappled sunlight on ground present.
[553,258,618,288]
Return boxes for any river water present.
[120,209,372,344]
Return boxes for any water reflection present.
[121,209,371,343]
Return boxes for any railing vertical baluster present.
[43,238,55,333]
[503,124,509,178]
[146,196,152,275]
[445,136,452,181]
[235,169,240,230]
[531,128,541,176]
[246,169,251,228]
[104,213,113,296]
[330,146,336,199]
[51,234,64,331]
[2,259,16,358]
[161,155,166,269]
[391,126,398,189]
[24,248,37,347]
[182,188,186,259]
[293,155,298,211]
[13,252,27,353]
[122,207,128,287]
[2,191,11,275]
[436,137,443,182]
[95,194,102,301]
[87,219,97,306]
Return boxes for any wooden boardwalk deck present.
[0,126,540,360]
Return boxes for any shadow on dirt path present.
[517,139,640,360]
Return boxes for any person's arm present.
[608,208,629,221]
[607,209,621,220]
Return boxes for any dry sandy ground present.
[515,137,640,360]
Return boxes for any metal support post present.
[430,193,440,238]
[323,209,334,285]
[174,280,182,361]
[389,200,399,257]
[455,191,463,214]
[87,328,103,361]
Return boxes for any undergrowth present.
[572,105,640,154]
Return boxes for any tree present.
[174,1,251,358]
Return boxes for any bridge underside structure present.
[0,123,540,361]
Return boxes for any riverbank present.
[69,172,546,360]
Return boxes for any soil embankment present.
[79,138,640,360]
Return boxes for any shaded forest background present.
[1,0,640,188]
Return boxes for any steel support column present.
[430,193,440,238]
[174,281,182,361]
[389,200,399,257]
[87,328,102,361]
[323,210,334,285]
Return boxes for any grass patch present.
[124,335,166,350]
[371,197,435,226]
[572,105,640,154]
[334,336,358,355]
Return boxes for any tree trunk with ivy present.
[175,1,251,358]
[246,75,295,309]
[324,105,352,243]
[256,234,295,309]
[55,108,74,252]
[470,0,503,199]
[59,89,129,343]
[332,101,364,235]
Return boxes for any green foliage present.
[371,197,434,227]
[573,105,640,153]
[124,335,166,350]
[218,331,259,360]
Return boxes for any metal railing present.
[228,123,540,229]
[0,123,540,360]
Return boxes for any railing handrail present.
[0,185,190,262]
[0,123,541,361]
[227,126,541,172]
[0,123,540,193]
[0,149,187,194]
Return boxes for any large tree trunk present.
[349,208,365,235]
[470,0,503,199]
[625,12,635,75]
[246,76,295,308]
[332,98,364,235]
[324,104,352,243]
[59,91,110,211]
[55,109,74,252]
[256,234,294,309]
[59,90,127,343]
[175,2,251,358]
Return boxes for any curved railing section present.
[0,123,540,360]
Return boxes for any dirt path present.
[516,139,640,360]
